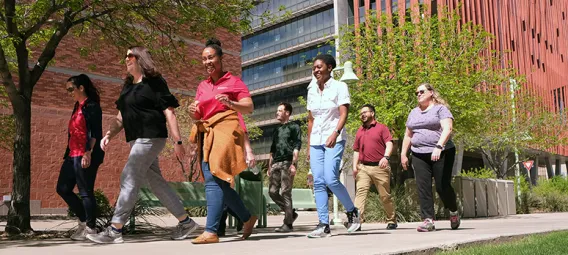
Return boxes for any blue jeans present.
[310,140,355,224]
[202,161,251,233]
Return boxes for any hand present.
[215,94,233,107]
[174,143,186,161]
[100,135,111,151]
[81,151,92,168]
[431,148,442,161]
[379,157,389,168]
[267,167,271,177]
[325,133,338,148]
[289,164,297,176]
[245,150,256,168]
[189,100,200,119]
[401,155,409,171]
[188,144,197,158]
[353,167,359,177]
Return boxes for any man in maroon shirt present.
[352,104,397,230]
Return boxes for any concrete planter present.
[474,178,488,217]
[460,177,476,218]
[486,179,499,216]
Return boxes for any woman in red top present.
[56,74,104,241]
[189,38,257,244]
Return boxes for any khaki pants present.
[354,164,396,224]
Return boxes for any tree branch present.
[4,0,21,37]
[72,8,117,26]
[0,44,21,107]
[29,10,75,87]
[22,3,66,39]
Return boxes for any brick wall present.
[0,30,242,213]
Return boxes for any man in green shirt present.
[268,102,302,233]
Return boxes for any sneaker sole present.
[416,227,435,232]
[70,236,87,241]
[86,235,124,244]
[171,223,200,240]
[307,233,332,238]
[347,223,361,233]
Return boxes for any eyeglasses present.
[415,90,427,96]
[125,53,136,59]
[66,87,75,93]
[360,110,372,116]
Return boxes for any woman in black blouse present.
[86,46,198,244]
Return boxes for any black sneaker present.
[346,208,361,233]
[307,223,331,238]
[275,224,293,233]
[386,223,398,230]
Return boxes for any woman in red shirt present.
[56,74,104,241]
[189,38,257,244]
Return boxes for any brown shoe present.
[191,232,219,244]
[241,215,258,240]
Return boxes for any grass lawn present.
[439,230,568,255]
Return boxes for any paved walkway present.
[1,212,568,255]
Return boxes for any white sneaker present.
[346,208,361,233]
[86,226,124,244]
[70,222,97,241]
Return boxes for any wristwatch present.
[384,156,391,161]
[435,144,444,150]
[335,129,341,135]
[176,140,183,145]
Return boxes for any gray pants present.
[111,138,186,224]
[268,160,295,225]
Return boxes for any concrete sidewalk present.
[1,212,568,255]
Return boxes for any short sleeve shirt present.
[352,120,392,162]
[306,78,350,145]
[195,72,251,120]
[116,76,179,142]
[405,104,455,153]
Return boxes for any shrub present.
[461,167,497,179]
[360,185,421,223]
[68,189,166,233]
[530,177,568,212]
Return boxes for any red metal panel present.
[351,0,568,156]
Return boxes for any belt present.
[360,161,380,166]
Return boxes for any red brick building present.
[0,30,242,214]
[352,0,568,175]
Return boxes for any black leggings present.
[412,147,457,219]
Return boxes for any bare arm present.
[335,104,349,133]
[401,127,413,156]
[437,118,453,147]
[105,111,124,139]
[384,141,393,157]
[164,107,182,141]
[229,97,254,114]
[353,151,360,170]
[307,111,314,146]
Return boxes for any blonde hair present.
[418,83,449,107]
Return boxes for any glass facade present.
[242,7,335,62]
[251,83,308,122]
[242,43,335,91]
[250,0,333,28]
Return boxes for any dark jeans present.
[56,156,100,229]
[203,161,251,234]
[412,147,458,220]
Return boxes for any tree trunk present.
[6,98,33,235]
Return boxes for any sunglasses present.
[415,89,428,96]
[125,53,136,59]
[66,87,75,93]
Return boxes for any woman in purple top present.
[401,83,460,232]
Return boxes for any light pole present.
[330,61,359,225]
[510,78,522,204]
